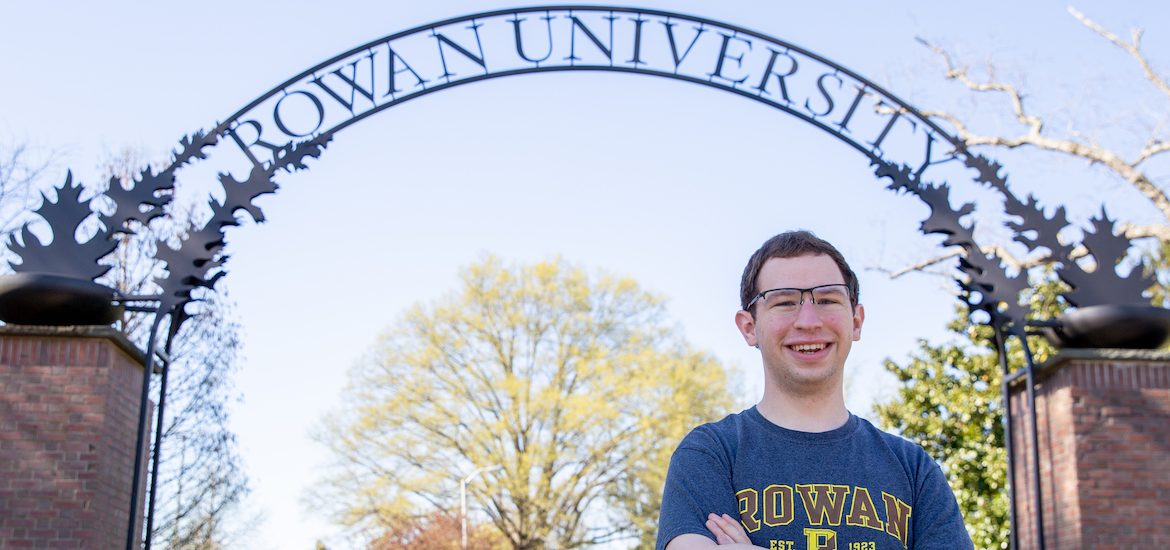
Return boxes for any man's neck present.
[756,386,849,433]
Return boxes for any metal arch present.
[6,7,1166,550]
[108,3,1003,328]
[203,5,962,167]
[13,4,1009,325]
[307,65,898,160]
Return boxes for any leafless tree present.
[98,149,255,549]
[1,144,254,548]
[888,7,1170,292]
[0,138,58,264]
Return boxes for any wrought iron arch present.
[12,4,1132,325]
[2,6,1163,550]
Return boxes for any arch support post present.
[0,326,152,549]
[1006,349,1170,548]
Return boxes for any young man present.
[656,231,973,550]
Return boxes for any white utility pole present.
[461,464,502,550]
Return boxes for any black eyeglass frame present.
[744,283,855,312]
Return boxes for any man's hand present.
[705,513,753,546]
[663,514,759,549]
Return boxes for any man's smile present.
[788,342,830,354]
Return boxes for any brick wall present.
[0,326,152,549]
[1009,350,1170,549]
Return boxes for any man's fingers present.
[706,513,750,545]
[705,514,733,544]
[719,513,751,544]
[702,510,748,545]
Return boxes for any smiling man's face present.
[735,253,865,394]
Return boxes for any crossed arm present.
[664,513,760,550]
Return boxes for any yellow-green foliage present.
[314,256,733,549]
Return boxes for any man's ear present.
[735,309,758,347]
[852,303,865,341]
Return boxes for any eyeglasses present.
[745,284,853,315]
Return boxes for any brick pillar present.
[1009,349,1170,549]
[0,326,152,549]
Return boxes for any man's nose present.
[792,293,823,327]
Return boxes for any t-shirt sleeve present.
[655,429,743,550]
[910,458,975,550]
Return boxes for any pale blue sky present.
[2,1,1166,548]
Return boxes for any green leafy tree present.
[875,277,1069,549]
[875,314,1008,548]
[313,256,733,549]
[879,10,1170,546]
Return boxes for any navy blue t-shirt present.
[656,408,973,550]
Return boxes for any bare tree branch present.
[881,244,1037,280]
[914,37,1045,137]
[1135,140,1170,167]
[917,27,1170,225]
[0,140,59,237]
[1067,6,1170,101]
[1119,222,1170,243]
[879,242,1096,281]
[879,249,964,279]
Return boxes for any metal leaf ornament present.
[1006,194,1072,260]
[151,133,332,327]
[214,133,333,223]
[962,153,1011,196]
[871,160,978,250]
[152,202,237,321]
[273,133,333,173]
[1058,209,1152,307]
[153,212,229,314]
[871,159,916,195]
[872,158,1034,331]
[172,129,219,169]
[960,250,1031,334]
[912,172,1031,330]
[915,183,977,249]
[8,172,116,280]
[219,165,279,223]
[102,167,175,232]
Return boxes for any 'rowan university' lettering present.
[213,7,948,184]
[736,484,912,549]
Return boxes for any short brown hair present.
[739,230,860,312]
